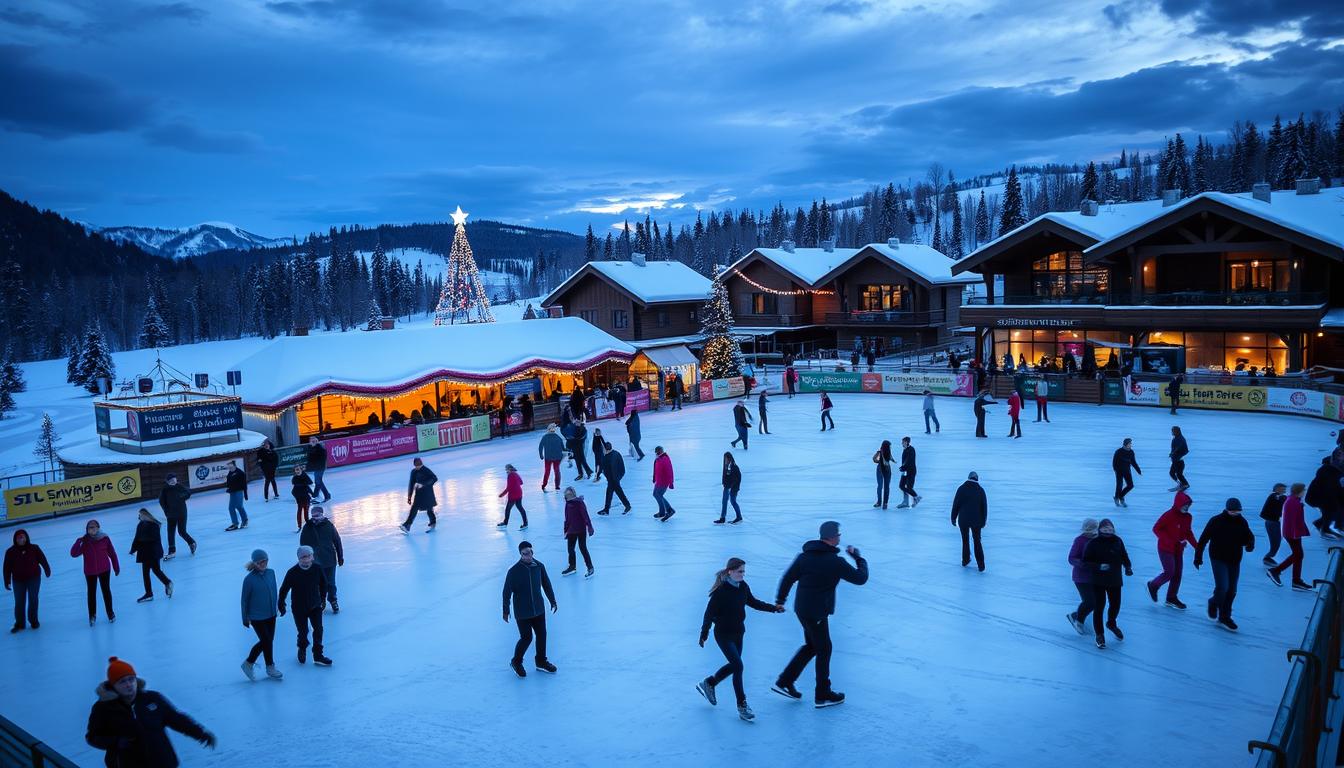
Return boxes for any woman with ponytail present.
[696,557,784,722]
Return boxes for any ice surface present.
[3,394,1330,767]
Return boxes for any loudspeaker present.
[137,377,153,394]
[193,373,209,389]
[226,370,242,386]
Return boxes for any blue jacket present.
[502,559,556,620]
[538,432,565,461]
[241,567,278,623]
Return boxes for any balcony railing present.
[736,313,809,327]
[965,291,1326,307]
[825,309,948,325]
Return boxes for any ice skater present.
[1112,438,1140,507]
[626,409,645,461]
[291,465,315,532]
[1168,426,1189,491]
[1259,482,1286,566]
[86,656,216,765]
[1167,373,1184,414]
[731,400,752,450]
[561,487,595,577]
[257,439,279,501]
[502,541,558,677]
[771,520,868,708]
[1267,483,1311,590]
[973,389,993,438]
[819,391,835,431]
[716,452,743,525]
[1005,389,1022,438]
[1307,457,1342,539]
[873,440,893,509]
[1033,378,1050,422]
[1066,518,1099,635]
[224,460,249,531]
[158,474,195,559]
[498,464,529,530]
[4,529,51,632]
[591,427,606,482]
[130,508,172,603]
[278,545,332,665]
[757,390,770,434]
[71,520,118,626]
[1147,491,1194,609]
[697,557,785,722]
[1083,519,1132,648]
[951,471,987,571]
[598,441,631,515]
[652,446,677,522]
[241,549,282,680]
[401,457,439,533]
[1194,498,1256,632]
[307,436,332,503]
[922,390,940,434]
[897,436,921,508]
[571,417,594,479]
[299,506,344,614]
[538,424,565,492]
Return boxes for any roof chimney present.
[1080,199,1099,217]
[821,238,836,253]
[1296,177,1321,196]
[886,237,901,249]
[630,252,646,266]
[1252,182,1272,203]
[780,240,795,253]
[1161,189,1182,207]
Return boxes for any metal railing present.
[0,715,79,768]
[965,291,1326,307]
[824,309,948,325]
[736,313,809,327]
[1250,547,1344,767]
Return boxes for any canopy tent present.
[636,344,698,369]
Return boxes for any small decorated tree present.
[698,264,744,380]
[433,206,495,325]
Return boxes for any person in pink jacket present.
[1268,482,1312,590]
[1006,390,1022,438]
[561,487,596,577]
[1146,491,1197,609]
[71,519,120,625]
[497,464,528,530]
[652,446,677,522]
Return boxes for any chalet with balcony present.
[953,181,1344,373]
[540,255,712,342]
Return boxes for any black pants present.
[403,506,437,528]
[247,617,277,665]
[602,482,630,512]
[512,614,548,664]
[1114,471,1134,500]
[899,471,917,499]
[975,412,986,437]
[12,577,39,627]
[166,515,195,553]
[820,411,834,430]
[672,394,682,410]
[758,410,769,433]
[779,615,833,692]
[1007,417,1021,437]
[566,532,593,570]
[1073,582,1094,624]
[1091,584,1121,636]
[710,630,747,706]
[1170,396,1180,414]
[502,500,528,526]
[1169,459,1187,487]
[140,561,170,594]
[572,444,593,477]
[293,607,324,655]
[1035,399,1048,421]
[960,525,985,568]
[262,471,279,499]
[85,572,113,618]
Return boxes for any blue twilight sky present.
[1,0,1341,238]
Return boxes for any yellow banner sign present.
[3,469,142,519]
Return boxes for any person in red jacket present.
[1268,482,1312,590]
[652,446,677,522]
[497,464,528,530]
[1006,390,1022,438]
[561,487,595,577]
[71,519,120,626]
[1146,491,1197,609]
[5,529,52,632]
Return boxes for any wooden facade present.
[542,268,704,342]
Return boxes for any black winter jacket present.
[86,680,210,768]
[1259,492,1286,521]
[1170,435,1189,461]
[129,521,164,564]
[1082,534,1131,587]
[701,580,774,640]
[256,446,278,474]
[776,540,868,620]
[299,519,343,567]
[306,443,328,471]
[502,559,556,620]
[408,465,438,508]
[291,473,314,502]
[157,486,191,518]
[900,445,916,475]
[733,404,750,428]
[278,563,329,614]
[1196,512,1255,565]
[1112,447,1140,475]
[951,480,987,528]
[722,463,742,492]
[602,451,626,482]
[225,468,248,495]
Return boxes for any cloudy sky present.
[2,0,1341,237]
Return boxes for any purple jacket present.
[1068,534,1094,583]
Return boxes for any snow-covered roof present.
[850,243,982,286]
[731,247,861,287]
[1322,308,1344,328]
[227,318,635,410]
[954,199,1168,274]
[542,261,712,307]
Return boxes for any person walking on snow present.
[538,424,565,492]
[86,656,216,766]
[897,436,921,508]
[1168,426,1189,491]
[951,471,988,571]
[240,549,282,680]
[299,506,344,614]
[497,464,529,530]
[819,391,835,431]
[561,487,595,577]
[653,446,678,522]
[257,439,279,501]
[71,519,118,626]
[1194,498,1255,631]
[1112,438,1141,507]
[401,457,438,532]
[1146,491,1195,609]
[307,436,332,503]
[757,390,770,434]
[502,541,558,677]
[291,465,315,532]
[973,389,993,438]
[1005,389,1022,438]
[922,390,940,434]
[697,557,785,722]
[130,509,172,604]
[717,452,743,525]
[598,442,631,515]
[1082,519,1132,648]
[224,460,249,531]
[1260,483,1287,566]
[1066,519,1100,635]
[1033,378,1050,422]
[1267,483,1312,590]
[626,410,645,461]
[731,400,752,450]
[157,474,195,560]
[278,545,332,665]
[771,520,868,709]
[5,529,51,632]
[872,440,893,509]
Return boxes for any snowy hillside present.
[98,222,289,259]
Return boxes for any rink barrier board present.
[0,713,79,768]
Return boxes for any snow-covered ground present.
[3,393,1330,767]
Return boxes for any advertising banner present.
[1161,383,1266,411]
[697,377,747,401]
[1123,380,1162,405]
[326,427,420,467]
[187,456,246,489]
[588,396,617,420]
[415,416,492,452]
[276,444,309,474]
[125,400,242,441]
[1125,380,1324,417]
[1014,375,1066,400]
[4,469,142,520]
[627,389,650,412]
[1102,380,1125,404]
[797,371,863,393]
[1264,387,1325,417]
[504,377,542,397]
[876,371,975,397]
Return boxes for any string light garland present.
[726,269,834,296]
[434,206,496,325]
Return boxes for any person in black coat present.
[129,509,172,603]
[278,545,332,665]
[591,428,606,482]
[757,390,770,434]
[1260,483,1287,565]
[257,439,280,500]
[1307,458,1342,538]
[697,557,784,721]
[597,442,630,515]
[1168,426,1189,491]
[401,457,438,532]
[1194,498,1255,631]
[157,475,195,559]
[610,382,627,418]
[730,400,751,450]
[307,437,332,503]
[86,656,215,768]
[716,452,743,525]
[502,541,558,677]
[224,461,249,531]
[772,520,868,707]
[570,419,593,479]
[519,394,534,430]
[291,465,315,532]
[951,471,988,571]
[1167,373,1185,414]
[897,436,920,508]
[625,410,645,461]
[1112,438,1141,507]
[1081,518,1132,648]
[972,390,993,438]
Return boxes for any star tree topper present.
[450,206,469,226]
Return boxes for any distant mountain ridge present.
[97,222,289,259]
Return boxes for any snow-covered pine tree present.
[77,326,115,395]
[1,344,25,393]
[1276,118,1307,189]
[139,291,170,348]
[603,233,614,261]
[698,264,743,380]
[999,166,1026,235]
[585,225,598,262]
[1080,161,1099,201]
[1191,136,1210,194]
[949,196,965,259]
[1265,116,1285,186]
[65,333,83,385]
[0,375,13,418]
[33,412,59,471]
[975,190,990,244]
[931,207,943,254]
[366,293,384,331]
[371,240,388,310]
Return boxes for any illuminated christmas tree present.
[698,264,743,379]
[434,206,495,325]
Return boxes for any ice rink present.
[3,392,1332,767]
